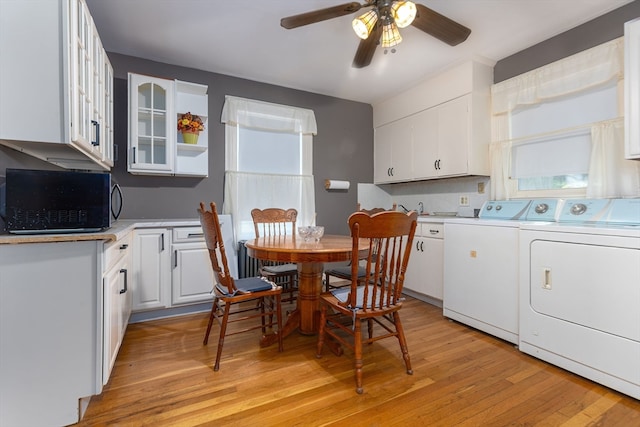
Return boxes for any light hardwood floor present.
[79,297,640,426]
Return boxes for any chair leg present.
[393,311,413,375]
[367,318,373,341]
[203,297,219,345]
[213,301,231,372]
[353,319,364,394]
[259,297,267,333]
[315,304,327,358]
[275,294,283,352]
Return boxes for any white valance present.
[491,37,624,115]
[221,95,318,135]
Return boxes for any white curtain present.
[220,96,318,246]
[224,171,316,245]
[492,38,624,115]
[489,37,627,199]
[587,119,640,198]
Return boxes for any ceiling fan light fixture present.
[391,1,417,28]
[381,20,402,48]
[352,9,378,39]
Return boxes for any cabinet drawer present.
[418,223,444,239]
[104,232,132,272]
[173,226,205,242]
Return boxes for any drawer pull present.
[187,233,204,238]
[119,268,128,294]
[119,243,129,250]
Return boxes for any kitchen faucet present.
[418,202,424,215]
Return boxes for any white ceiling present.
[85,0,634,104]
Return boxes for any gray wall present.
[108,53,373,236]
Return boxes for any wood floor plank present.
[78,297,640,426]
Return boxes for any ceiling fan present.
[281,1,471,68]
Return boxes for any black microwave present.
[2,168,111,234]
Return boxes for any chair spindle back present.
[346,211,417,311]
[198,202,235,294]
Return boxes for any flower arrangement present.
[177,112,205,133]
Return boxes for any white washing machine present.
[443,199,562,344]
[519,198,640,399]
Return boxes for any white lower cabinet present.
[102,232,132,385]
[403,222,444,303]
[172,227,215,305]
[0,240,103,426]
[132,228,171,311]
[132,226,213,313]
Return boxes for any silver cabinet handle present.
[119,268,128,294]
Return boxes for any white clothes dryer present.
[519,198,640,399]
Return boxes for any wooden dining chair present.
[324,203,397,292]
[316,210,417,394]
[198,202,283,371]
[251,208,299,303]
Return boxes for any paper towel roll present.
[324,179,350,190]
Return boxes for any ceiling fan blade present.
[353,23,382,68]
[411,3,471,46]
[281,2,362,29]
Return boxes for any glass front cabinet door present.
[128,74,174,174]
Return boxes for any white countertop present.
[417,215,474,223]
[0,219,201,245]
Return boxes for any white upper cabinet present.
[0,0,113,171]
[128,74,175,174]
[625,18,640,160]
[374,119,414,183]
[373,61,492,184]
[128,74,209,177]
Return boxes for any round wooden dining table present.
[245,234,369,346]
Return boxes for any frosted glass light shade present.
[391,1,417,28]
[381,21,402,48]
[352,9,378,39]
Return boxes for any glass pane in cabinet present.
[152,84,166,110]
[137,112,151,136]
[153,139,167,165]
[138,83,152,109]
[153,114,166,137]
[138,137,152,164]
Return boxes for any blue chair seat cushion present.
[331,285,376,309]
[216,277,275,296]
[326,265,366,278]
[262,263,297,274]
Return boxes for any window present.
[238,128,301,174]
[489,37,635,200]
[221,96,317,244]
[510,81,618,195]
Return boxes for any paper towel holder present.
[324,179,350,191]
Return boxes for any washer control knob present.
[534,203,549,214]
[570,203,587,215]
[486,205,493,211]
[495,205,502,211]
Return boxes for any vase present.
[181,130,199,144]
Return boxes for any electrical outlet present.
[478,182,485,194]
[459,195,469,206]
